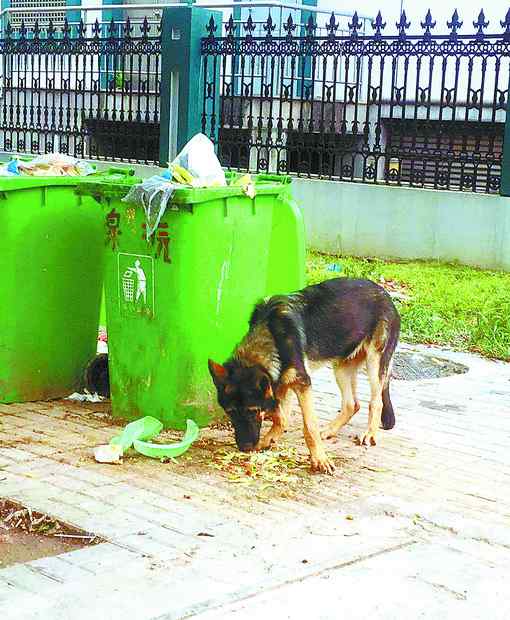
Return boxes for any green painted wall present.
[293,179,510,271]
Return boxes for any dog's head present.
[208,359,278,452]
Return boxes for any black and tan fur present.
[209,278,400,474]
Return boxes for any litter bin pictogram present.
[122,270,135,302]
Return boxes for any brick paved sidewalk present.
[0,344,509,619]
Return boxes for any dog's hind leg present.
[321,360,360,440]
[358,347,385,447]
[256,393,291,451]
[295,385,335,475]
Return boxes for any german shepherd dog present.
[208,278,400,474]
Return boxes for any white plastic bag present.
[170,133,226,188]
[123,175,177,239]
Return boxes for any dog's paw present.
[356,429,378,447]
[256,436,276,451]
[256,430,282,451]
[310,452,336,475]
[320,424,338,441]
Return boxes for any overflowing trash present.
[93,416,199,464]
[0,153,95,177]
[123,133,255,239]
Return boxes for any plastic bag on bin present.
[170,133,226,188]
[0,153,95,177]
[123,175,177,240]
[123,133,226,239]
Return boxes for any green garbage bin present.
[0,170,131,404]
[79,173,305,429]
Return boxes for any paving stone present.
[0,345,508,620]
[0,564,61,593]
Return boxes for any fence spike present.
[326,12,338,38]
[348,11,363,40]
[19,19,27,40]
[371,11,386,40]
[283,14,296,39]
[124,16,134,37]
[243,15,256,34]
[33,19,41,39]
[141,16,151,38]
[396,10,411,39]
[107,17,116,38]
[206,14,217,37]
[473,9,489,39]
[47,19,55,39]
[77,18,86,39]
[501,8,510,41]
[420,9,436,40]
[447,9,463,40]
[264,13,276,39]
[305,14,316,38]
[225,14,235,36]
[92,18,101,38]
[62,17,70,39]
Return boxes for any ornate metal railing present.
[0,17,161,163]
[202,8,510,193]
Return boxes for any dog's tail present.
[380,314,400,431]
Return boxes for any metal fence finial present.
[348,11,362,41]
[420,9,436,41]
[473,9,489,40]
[372,11,386,40]
[447,9,463,40]
[396,11,411,40]
[501,7,510,41]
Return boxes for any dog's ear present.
[258,373,274,401]
[208,359,228,387]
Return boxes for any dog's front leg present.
[256,401,288,451]
[295,385,335,475]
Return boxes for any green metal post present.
[299,0,317,97]
[500,77,510,197]
[159,5,222,166]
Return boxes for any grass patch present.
[307,252,510,361]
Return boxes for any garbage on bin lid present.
[169,133,226,188]
[123,133,228,239]
[231,173,256,199]
[123,174,177,240]
[133,419,199,459]
[0,153,95,177]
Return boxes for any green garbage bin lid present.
[77,170,292,205]
[0,166,137,194]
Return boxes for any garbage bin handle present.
[105,167,135,177]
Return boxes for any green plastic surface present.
[110,416,164,452]
[0,169,131,403]
[78,172,305,430]
[133,419,199,458]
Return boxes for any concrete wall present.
[292,178,510,271]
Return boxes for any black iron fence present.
[1,7,510,194]
[0,18,161,163]
[202,9,510,193]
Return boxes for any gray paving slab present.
[0,344,508,619]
